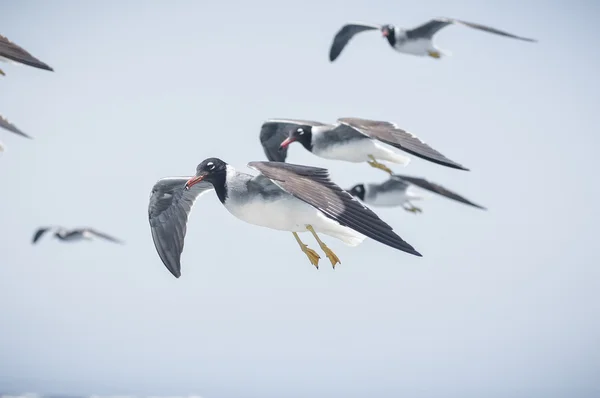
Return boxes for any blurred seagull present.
[0,34,54,75]
[260,117,468,175]
[32,226,124,244]
[329,17,536,62]
[149,158,421,278]
[348,174,486,213]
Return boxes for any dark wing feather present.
[392,174,486,210]
[32,227,51,244]
[85,229,125,244]
[248,161,421,256]
[407,17,537,42]
[329,23,380,62]
[338,117,469,171]
[0,35,54,71]
[148,177,214,278]
[260,119,327,162]
[406,19,454,39]
[0,114,32,139]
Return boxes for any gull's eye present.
[298,128,304,135]
[206,162,215,170]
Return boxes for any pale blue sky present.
[1,1,599,397]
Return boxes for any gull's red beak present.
[185,174,205,190]
[382,28,389,37]
[279,137,296,150]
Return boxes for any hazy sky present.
[1,1,599,397]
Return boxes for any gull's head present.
[185,157,227,190]
[279,126,313,151]
[381,24,395,37]
[348,183,366,201]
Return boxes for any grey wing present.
[407,17,537,42]
[392,174,486,210]
[338,117,469,171]
[85,229,125,244]
[378,178,410,193]
[148,177,214,278]
[260,119,327,162]
[405,18,454,39]
[450,18,537,42]
[329,23,380,62]
[247,161,421,256]
[32,227,52,244]
[0,114,32,139]
[0,35,54,71]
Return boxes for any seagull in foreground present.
[0,34,53,76]
[32,227,124,244]
[348,174,486,213]
[260,117,468,175]
[0,114,32,152]
[149,158,422,278]
[329,17,537,62]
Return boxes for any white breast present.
[394,38,433,56]
[367,189,410,207]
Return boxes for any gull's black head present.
[186,157,228,190]
[381,24,395,37]
[381,24,396,46]
[279,125,313,152]
[348,183,366,201]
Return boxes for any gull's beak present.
[185,174,206,190]
[279,136,296,150]
[382,28,389,37]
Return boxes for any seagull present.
[149,158,422,278]
[32,227,124,244]
[329,17,536,62]
[348,174,486,213]
[0,34,53,75]
[260,117,468,175]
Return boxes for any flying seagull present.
[329,17,536,62]
[260,117,468,175]
[149,158,422,278]
[32,227,124,244]
[0,34,53,75]
[348,174,486,213]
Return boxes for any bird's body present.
[310,126,410,165]
[149,158,421,278]
[221,167,364,245]
[329,17,536,62]
[362,181,422,208]
[349,174,485,213]
[260,117,465,175]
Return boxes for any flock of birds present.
[2,16,536,278]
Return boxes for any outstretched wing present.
[392,174,486,210]
[0,35,54,71]
[148,177,214,278]
[259,119,326,162]
[329,23,380,62]
[84,229,125,244]
[407,17,536,42]
[248,161,421,256]
[338,117,469,171]
[32,227,52,244]
[0,114,32,139]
